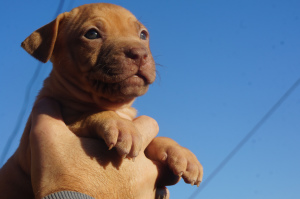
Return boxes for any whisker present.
[155,70,162,84]
[155,62,165,68]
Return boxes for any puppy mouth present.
[88,70,152,98]
[89,70,149,86]
[122,71,151,85]
[87,55,156,102]
[87,73,149,104]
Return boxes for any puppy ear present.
[21,13,67,63]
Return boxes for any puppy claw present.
[108,144,114,150]
[178,171,183,177]
[122,154,127,159]
[161,153,167,161]
[197,181,201,187]
[191,181,195,186]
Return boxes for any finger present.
[30,98,68,142]
[30,98,74,194]
[30,98,75,165]
[133,115,159,151]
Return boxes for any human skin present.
[29,98,177,199]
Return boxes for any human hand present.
[30,98,174,199]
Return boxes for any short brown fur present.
[0,3,203,198]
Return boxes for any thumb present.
[30,98,69,150]
[133,115,159,151]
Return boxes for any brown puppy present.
[0,3,203,198]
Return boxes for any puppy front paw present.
[99,117,142,159]
[145,137,203,186]
[69,111,142,159]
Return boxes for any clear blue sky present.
[1,0,299,198]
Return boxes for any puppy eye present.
[140,30,148,40]
[84,29,101,39]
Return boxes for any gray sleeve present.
[43,191,96,199]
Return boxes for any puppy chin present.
[107,83,149,102]
[120,85,149,98]
[89,80,149,110]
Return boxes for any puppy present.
[1,3,202,198]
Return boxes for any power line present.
[188,77,300,199]
[53,0,66,18]
[0,0,66,166]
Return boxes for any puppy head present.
[22,3,156,107]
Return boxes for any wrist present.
[0,156,33,198]
[42,191,95,199]
[33,174,99,199]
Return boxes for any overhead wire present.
[0,0,66,166]
[188,77,300,199]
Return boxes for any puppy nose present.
[125,47,148,66]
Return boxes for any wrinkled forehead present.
[65,3,144,35]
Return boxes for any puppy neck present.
[92,95,137,120]
[40,72,95,109]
